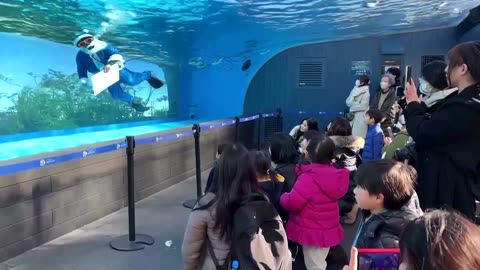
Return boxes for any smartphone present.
[398,97,407,110]
[404,65,413,87]
[357,248,401,270]
[387,127,394,138]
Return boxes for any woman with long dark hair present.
[181,143,261,269]
[289,117,319,143]
[404,41,480,220]
[269,132,301,194]
[393,60,457,166]
[250,150,285,206]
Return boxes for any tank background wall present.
[459,24,480,42]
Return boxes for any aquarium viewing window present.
[0,0,477,144]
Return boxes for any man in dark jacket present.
[353,159,423,248]
[371,73,398,136]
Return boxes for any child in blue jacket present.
[362,109,385,162]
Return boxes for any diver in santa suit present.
[74,32,164,112]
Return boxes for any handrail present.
[0,142,127,176]
[0,110,342,175]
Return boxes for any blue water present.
[0,118,210,161]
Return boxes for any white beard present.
[84,39,108,70]
[86,39,108,54]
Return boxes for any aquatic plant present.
[0,70,168,135]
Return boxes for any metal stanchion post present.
[234,116,240,143]
[257,112,263,150]
[276,108,283,133]
[110,136,155,251]
[182,124,202,209]
[194,124,202,199]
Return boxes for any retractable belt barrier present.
[0,109,342,253]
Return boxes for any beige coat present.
[182,193,230,270]
[346,85,370,138]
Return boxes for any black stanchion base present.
[182,198,197,209]
[110,234,155,251]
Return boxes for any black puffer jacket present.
[330,135,365,171]
[355,193,423,249]
[275,163,297,194]
[330,135,365,215]
[274,163,297,223]
[406,84,480,220]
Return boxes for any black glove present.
[393,142,417,165]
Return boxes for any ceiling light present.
[438,2,448,9]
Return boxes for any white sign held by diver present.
[91,66,120,95]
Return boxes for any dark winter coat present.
[355,194,423,249]
[405,83,480,221]
[370,88,398,134]
[330,135,365,172]
[330,135,365,215]
[204,162,218,194]
[394,89,457,167]
[275,163,297,194]
[275,163,298,223]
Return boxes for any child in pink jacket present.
[280,134,349,270]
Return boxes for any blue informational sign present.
[351,61,372,76]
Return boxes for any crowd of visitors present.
[181,41,480,270]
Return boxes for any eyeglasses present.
[77,38,93,48]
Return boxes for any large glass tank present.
[0,0,477,160]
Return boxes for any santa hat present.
[73,33,94,47]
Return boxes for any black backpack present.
[208,193,292,270]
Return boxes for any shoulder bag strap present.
[206,237,224,270]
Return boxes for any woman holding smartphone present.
[403,41,480,221]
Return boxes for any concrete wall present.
[459,24,480,42]
[244,27,459,131]
[0,121,239,262]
